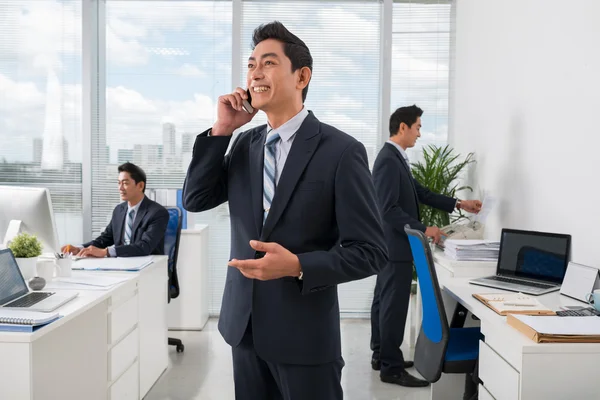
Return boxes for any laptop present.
[469,229,571,295]
[0,249,78,312]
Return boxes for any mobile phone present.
[242,89,254,114]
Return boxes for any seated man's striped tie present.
[263,130,280,224]
[124,209,135,245]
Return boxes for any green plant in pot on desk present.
[8,233,42,282]
[409,144,475,294]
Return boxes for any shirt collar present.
[127,196,145,214]
[267,106,309,142]
[386,139,409,162]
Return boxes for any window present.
[391,0,452,162]
[92,1,232,239]
[0,0,83,244]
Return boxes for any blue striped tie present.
[124,209,135,245]
[263,130,280,224]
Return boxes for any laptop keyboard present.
[4,292,55,308]
[488,276,555,289]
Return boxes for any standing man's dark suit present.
[370,142,456,380]
[83,196,169,257]
[183,111,387,399]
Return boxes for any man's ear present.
[296,66,311,90]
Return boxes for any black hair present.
[389,105,424,137]
[251,21,313,102]
[118,162,147,193]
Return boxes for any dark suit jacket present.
[183,111,387,365]
[373,142,456,262]
[83,197,169,257]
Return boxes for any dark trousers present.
[370,261,413,375]
[232,319,345,400]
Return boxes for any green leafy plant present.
[8,233,43,258]
[409,144,476,288]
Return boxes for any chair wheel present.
[176,344,184,353]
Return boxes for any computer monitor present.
[0,186,60,254]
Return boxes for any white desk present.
[431,259,600,400]
[0,256,169,400]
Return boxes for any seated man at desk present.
[62,162,169,258]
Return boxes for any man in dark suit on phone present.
[61,162,169,258]
[370,105,482,387]
[182,21,387,400]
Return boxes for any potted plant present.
[8,233,43,280]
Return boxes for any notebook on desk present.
[473,292,556,316]
[0,309,60,332]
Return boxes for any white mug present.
[36,261,57,282]
[55,258,73,277]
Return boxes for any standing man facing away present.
[370,105,482,387]
[183,21,387,400]
[61,162,169,258]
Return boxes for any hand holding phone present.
[212,87,257,136]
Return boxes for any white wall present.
[451,0,600,266]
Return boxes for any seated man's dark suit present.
[370,142,456,376]
[83,196,169,257]
[183,111,388,399]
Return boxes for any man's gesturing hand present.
[228,240,302,281]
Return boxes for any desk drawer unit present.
[479,384,496,400]
[108,286,139,345]
[109,327,139,383]
[479,340,520,400]
[110,360,139,400]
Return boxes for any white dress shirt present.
[266,107,309,186]
[386,139,410,163]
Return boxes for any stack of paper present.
[0,309,61,332]
[72,256,154,272]
[444,239,500,261]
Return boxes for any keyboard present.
[4,292,55,308]
[487,276,555,289]
[556,308,600,317]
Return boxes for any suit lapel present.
[387,144,420,217]
[249,128,267,237]
[114,203,126,245]
[131,197,149,240]
[260,113,321,241]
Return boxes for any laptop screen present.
[497,229,571,284]
[0,249,30,305]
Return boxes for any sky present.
[0,0,451,165]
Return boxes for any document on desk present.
[507,314,600,343]
[71,256,154,271]
[473,293,555,315]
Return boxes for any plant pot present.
[15,257,38,280]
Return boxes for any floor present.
[145,318,430,400]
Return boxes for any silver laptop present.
[469,229,571,296]
[0,249,78,312]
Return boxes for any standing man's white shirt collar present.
[265,107,309,186]
[267,106,309,142]
[386,139,409,162]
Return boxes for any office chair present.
[165,206,184,353]
[405,226,481,400]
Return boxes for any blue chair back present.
[165,207,182,300]
[405,225,450,383]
